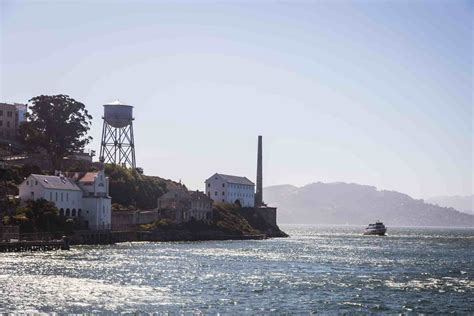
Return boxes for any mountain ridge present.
[264,182,474,227]
[425,195,473,215]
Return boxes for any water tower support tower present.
[99,101,136,169]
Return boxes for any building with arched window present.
[19,169,112,230]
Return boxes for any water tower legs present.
[99,120,136,169]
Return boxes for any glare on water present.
[1,226,473,313]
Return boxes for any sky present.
[1,0,472,199]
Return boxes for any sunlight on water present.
[1,226,473,313]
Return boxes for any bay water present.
[1,225,472,313]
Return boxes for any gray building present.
[157,188,213,223]
[0,102,27,142]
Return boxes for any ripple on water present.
[0,226,473,313]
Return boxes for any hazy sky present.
[1,0,472,199]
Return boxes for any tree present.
[105,164,168,209]
[15,199,59,233]
[20,95,93,170]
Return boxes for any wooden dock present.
[0,239,69,252]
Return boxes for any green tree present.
[20,95,93,170]
[15,199,59,233]
[105,164,168,209]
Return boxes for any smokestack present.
[255,135,263,207]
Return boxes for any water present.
[1,225,473,313]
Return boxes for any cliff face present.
[264,182,474,227]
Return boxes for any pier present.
[0,238,69,252]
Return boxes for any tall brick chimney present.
[255,135,263,207]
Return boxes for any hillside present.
[264,182,474,227]
[425,195,473,215]
[138,203,287,240]
[105,164,182,210]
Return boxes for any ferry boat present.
[364,221,387,236]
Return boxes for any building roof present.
[78,172,98,183]
[159,189,213,202]
[189,190,213,201]
[208,173,255,186]
[29,174,82,191]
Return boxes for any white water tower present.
[99,100,136,168]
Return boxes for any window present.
[222,191,225,196]
[6,121,10,128]
[50,192,52,200]
[31,192,34,198]
[61,192,63,202]
[0,121,2,127]
[207,183,210,187]
[35,181,38,185]
[26,180,29,185]
[66,193,69,202]
[0,110,3,116]
[215,191,217,196]
[7,111,12,117]
[222,183,225,187]
[55,192,58,201]
[222,199,225,202]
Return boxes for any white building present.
[19,169,112,230]
[205,173,255,207]
[19,174,83,212]
[74,171,112,230]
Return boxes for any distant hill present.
[264,182,474,227]
[425,195,473,215]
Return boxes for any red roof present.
[79,172,98,183]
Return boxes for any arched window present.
[59,209,64,216]
[78,209,82,217]
[72,209,76,217]
[66,209,70,216]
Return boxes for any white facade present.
[205,173,255,207]
[14,103,27,124]
[19,174,83,213]
[18,170,112,230]
[76,170,112,230]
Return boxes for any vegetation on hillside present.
[0,164,43,196]
[212,203,260,235]
[105,164,181,210]
[140,203,260,236]
[3,199,81,235]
